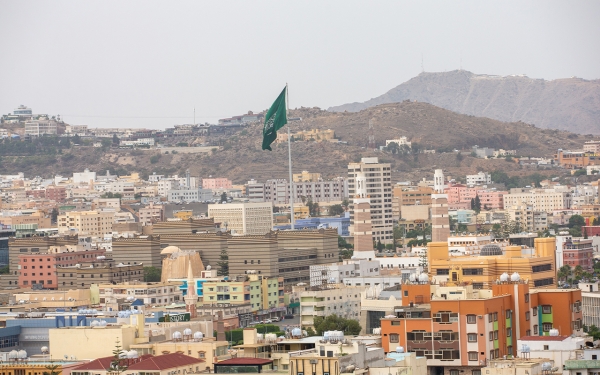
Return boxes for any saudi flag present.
[262,86,288,151]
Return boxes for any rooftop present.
[215,358,273,365]
[519,335,570,341]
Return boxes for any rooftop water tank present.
[396,346,405,353]
[500,273,509,282]
[193,331,204,341]
[511,272,521,282]
[183,328,193,336]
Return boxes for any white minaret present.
[434,169,445,193]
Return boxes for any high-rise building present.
[348,157,393,244]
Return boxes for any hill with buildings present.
[328,70,600,134]
[0,101,585,184]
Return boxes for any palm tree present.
[558,265,572,282]
[574,265,584,281]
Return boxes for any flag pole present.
[286,83,295,230]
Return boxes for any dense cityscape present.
[1,2,600,375]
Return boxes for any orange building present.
[554,150,600,169]
[380,282,582,375]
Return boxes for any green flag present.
[262,86,288,151]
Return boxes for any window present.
[489,332,494,341]
[389,333,399,343]
[468,352,478,361]
[506,310,512,319]
[525,293,529,302]
[533,308,537,316]
[494,330,498,340]
[543,345,549,350]
[467,333,477,342]
[494,312,498,321]
[472,371,481,375]
[526,311,530,321]
[450,371,459,375]
[467,314,476,324]
[507,328,512,337]
[542,305,552,314]
[543,323,552,332]
[534,325,538,334]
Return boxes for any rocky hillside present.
[0,102,586,185]
[328,70,600,134]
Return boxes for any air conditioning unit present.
[478,315,483,319]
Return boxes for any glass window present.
[467,315,476,324]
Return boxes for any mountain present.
[328,70,600,134]
[0,102,587,183]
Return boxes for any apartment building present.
[505,205,548,232]
[392,185,433,220]
[57,210,115,236]
[348,157,393,244]
[293,170,321,182]
[24,119,58,136]
[208,202,273,235]
[138,204,164,225]
[299,285,366,328]
[112,235,162,268]
[466,172,492,186]
[503,188,572,213]
[98,281,183,308]
[202,177,232,189]
[380,282,582,373]
[562,238,594,272]
[247,178,348,204]
[202,274,284,314]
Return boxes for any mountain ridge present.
[328,70,600,134]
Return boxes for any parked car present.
[284,314,294,319]
[264,319,272,324]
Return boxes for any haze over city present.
[1,1,599,128]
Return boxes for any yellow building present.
[428,237,557,290]
[49,313,147,360]
[277,129,337,143]
[293,171,321,183]
[172,210,193,221]
[57,210,114,236]
[202,274,284,313]
[0,360,84,375]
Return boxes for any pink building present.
[478,190,507,209]
[18,248,106,289]
[202,177,232,190]
[445,184,506,210]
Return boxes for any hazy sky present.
[1,1,598,129]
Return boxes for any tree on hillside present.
[220,192,228,202]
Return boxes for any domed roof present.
[161,245,181,255]
[481,244,503,256]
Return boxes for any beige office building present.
[208,202,273,235]
[503,188,572,213]
[57,210,114,236]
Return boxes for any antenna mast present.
[368,119,375,149]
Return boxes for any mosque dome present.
[161,246,181,255]
[480,244,503,256]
